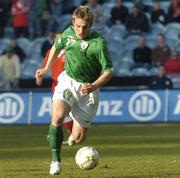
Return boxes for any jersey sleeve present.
[95,39,114,72]
[55,33,65,50]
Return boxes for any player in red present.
[36,33,73,134]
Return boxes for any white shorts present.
[53,71,99,128]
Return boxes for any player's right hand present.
[35,78,43,86]
[35,68,48,81]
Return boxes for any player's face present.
[73,18,91,39]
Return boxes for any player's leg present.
[49,99,70,175]
[63,116,73,135]
[68,121,87,146]
[52,80,73,135]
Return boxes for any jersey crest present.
[80,41,88,51]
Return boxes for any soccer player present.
[35,6,113,175]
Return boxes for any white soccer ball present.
[75,146,99,170]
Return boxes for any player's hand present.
[35,68,47,81]
[36,78,43,86]
[80,83,95,96]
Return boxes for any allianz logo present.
[129,91,161,121]
[0,93,24,124]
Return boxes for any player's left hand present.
[80,83,95,96]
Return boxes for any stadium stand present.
[0,0,179,89]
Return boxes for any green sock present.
[49,125,64,162]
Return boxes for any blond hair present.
[72,6,93,27]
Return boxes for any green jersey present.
[55,26,113,83]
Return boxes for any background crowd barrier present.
[0,89,180,124]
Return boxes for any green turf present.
[1,124,180,178]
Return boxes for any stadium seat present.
[120,57,134,68]
[109,48,123,62]
[115,67,131,77]
[124,35,141,53]
[101,2,114,20]
[124,2,134,12]
[131,67,150,76]
[165,36,177,51]
[123,48,133,58]
[4,27,14,38]
[109,24,127,40]
[28,37,46,58]
[145,35,157,48]
[17,37,31,55]
[160,1,170,13]
[170,76,180,88]
[149,66,158,76]
[143,0,153,6]
[174,40,180,54]
[108,38,124,53]
[165,22,180,38]
[0,38,10,54]
[21,61,39,79]
[150,23,166,35]
[0,70,5,88]
[57,14,72,32]
[92,24,110,40]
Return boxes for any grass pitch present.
[1,124,180,178]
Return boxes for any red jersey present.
[42,49,65,92]
[165,59,180,75]
[11,0,30,27]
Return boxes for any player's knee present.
[52,113,65,126]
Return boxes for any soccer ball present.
[75,146,99,170]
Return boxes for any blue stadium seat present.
[57,14,72,32]
[165,36,177,51]
[17,37,31,55]
[101,2,114,20]
[170,76,180,88]
[0,38,10,54]
[115,67,131,77]
[109,24,126,40]
[28,37,46,59]
[159,1,170,13]
[120,57,134,68]
[21,61,39,79]
[108,38,124,53]
[165,22,180,38]
[109,48,123,61]
[124,2,134,12]
[145,35,157,48]
[124,35,141,53]
[131,67,150,76]
[92,24,110,40]
[4,27,14,38]
[0,70,5,88]
[149,66,158,76]
[150,23,166,35]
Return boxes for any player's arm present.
[36,50,49,86]
[92,70,113,89]
[35,44,61,81]
[81,70,113,96]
